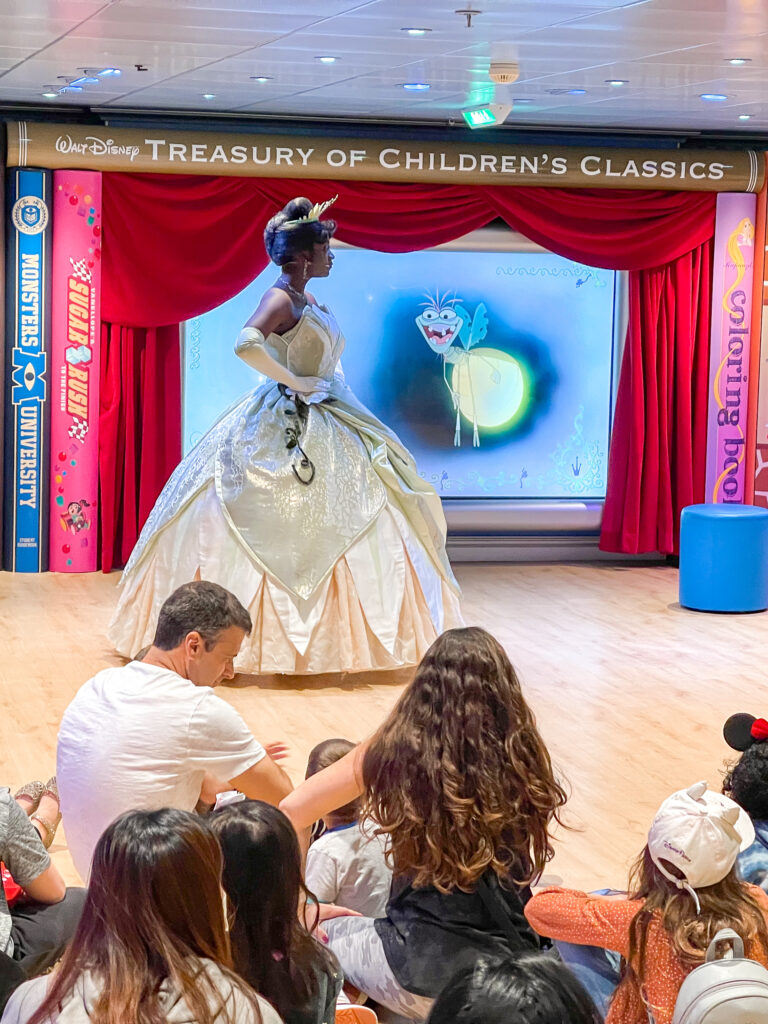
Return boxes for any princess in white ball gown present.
[109,196,462,674]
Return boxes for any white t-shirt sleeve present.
[187,691,266,782]
[305,844,341,904]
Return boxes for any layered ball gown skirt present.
[109,305,463,674]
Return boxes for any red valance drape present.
[100,174,717,569]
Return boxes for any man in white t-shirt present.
[57,581,293,880]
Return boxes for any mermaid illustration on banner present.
[109,196,463,674]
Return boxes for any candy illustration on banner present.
[66,345,92,366]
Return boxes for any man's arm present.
[230,755,293,806]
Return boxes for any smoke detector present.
[489,61,520,85]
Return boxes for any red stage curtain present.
[600,240,712,554]
[99,323,181,572]
[100,174,717,568]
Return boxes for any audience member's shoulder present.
[199,960,283,1024]
[0,974,49,1024]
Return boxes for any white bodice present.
[262,303,345,380]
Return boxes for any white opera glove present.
[235,327,327,394]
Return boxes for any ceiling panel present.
[0,0,767,132]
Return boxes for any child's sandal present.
[31,777,61,849]
[13,781,45,813]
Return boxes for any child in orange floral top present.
[525,782,768,1024]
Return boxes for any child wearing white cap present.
[525,782,768,1024]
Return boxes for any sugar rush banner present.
[49,171,102,571]
[3,169,52,571]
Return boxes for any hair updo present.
[264,197,337,267]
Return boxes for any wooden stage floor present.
[1,562,765,890]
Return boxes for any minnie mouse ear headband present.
[723,713,768,751]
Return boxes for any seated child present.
[305,739,392,919]
[723,712,768,888]
[525,781,768,1024]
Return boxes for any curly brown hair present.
[361,626,567,893]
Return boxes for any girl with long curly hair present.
[2,809,278,1024]
[525,782,768,1024]
[280,626,567,1020]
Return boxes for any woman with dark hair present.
[280,626,567,1019]
[210,800,341,1024]
[110,195,462,675]
[426,953,601,1024]
[2,809,279,1024]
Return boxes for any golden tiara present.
[283,195,338,227]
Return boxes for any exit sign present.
[463,107,497,128]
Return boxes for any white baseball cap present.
[647,781,755,908]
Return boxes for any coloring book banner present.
[705,192,757,503]
[49,170,102,571]
[6,121,764,192]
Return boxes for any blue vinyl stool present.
[679,503,768,612]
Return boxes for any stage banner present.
[705,192,757,504]
[3,168,52,571]
[753,244,768,507]
[49,170,102,571]
[5,121,765,192]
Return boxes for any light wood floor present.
[1,563,765,890]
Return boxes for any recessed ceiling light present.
[42,87,59,98]
[317,56,338,64]
[567,88,586,95]
[60,85,84,93]
[512,98,533,104]
[402,27,431,35]
[605,79,628,86]
[701,93,728,101]
[202,93,216,100]
[250,76,271,82]
[99,68,121,76]
[739,113,752,120]
[403,82,430,90]
[728,58,751,65]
